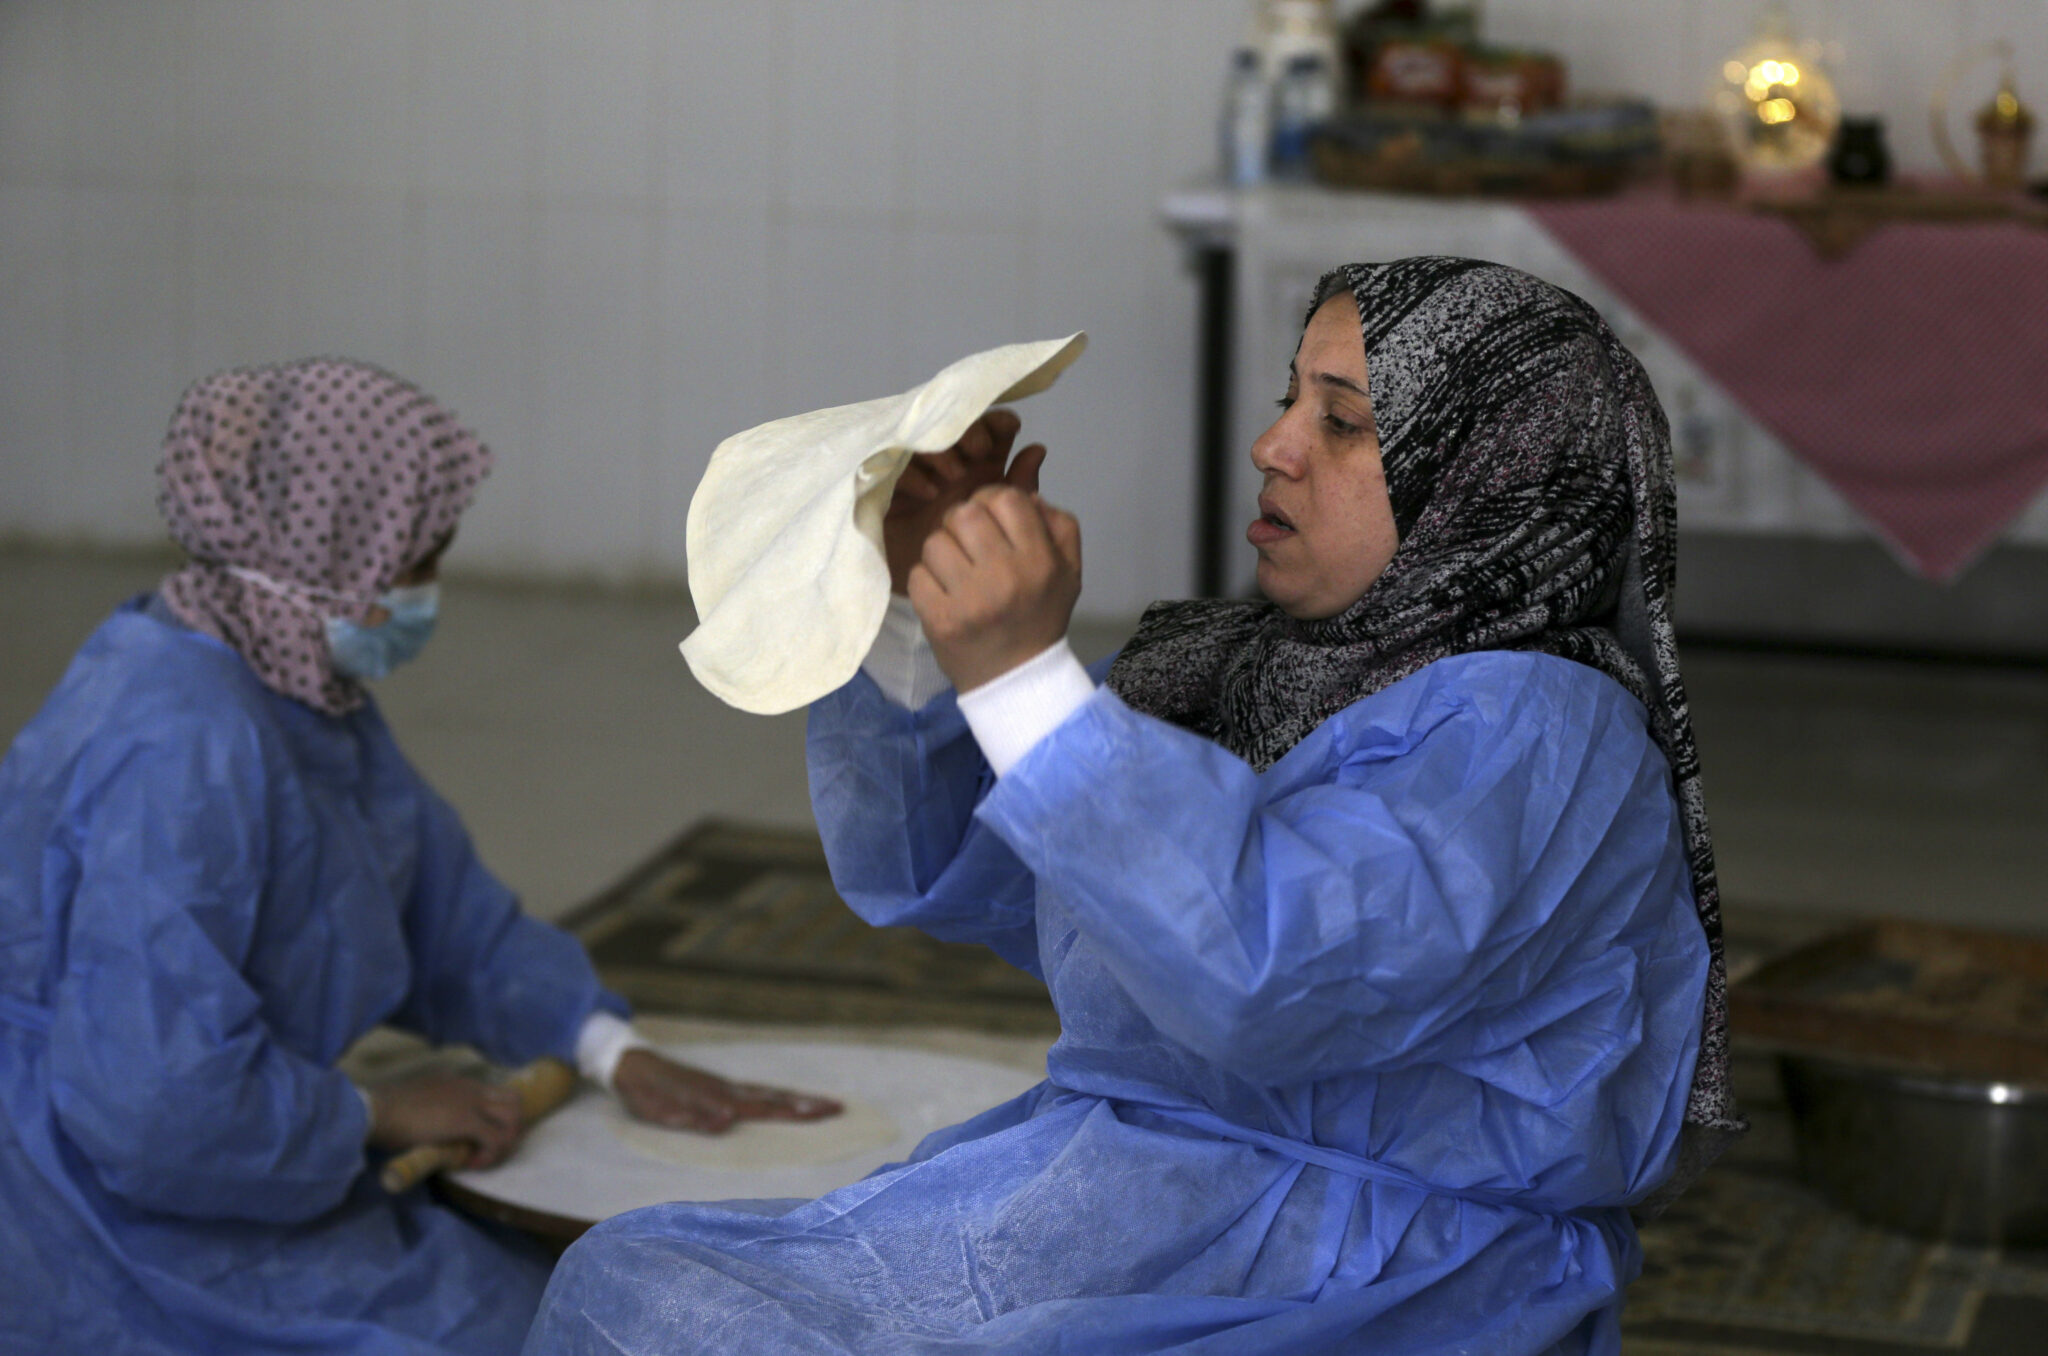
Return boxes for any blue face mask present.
[324,583,440,681]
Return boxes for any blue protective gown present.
[0,599,627,1355]
[525,650,1707,1356]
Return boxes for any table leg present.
[1195,245,1235,599]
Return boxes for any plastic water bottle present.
[1221,48,1270,186]
[1269,52,1333,182]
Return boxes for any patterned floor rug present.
[561,819,1057,1034]
[562,820,2048,1353]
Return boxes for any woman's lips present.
[1248,499,1296,547]
[1247,513,1295,548]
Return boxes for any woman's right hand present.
[884,409,1046,595]
[365,1072,525,1169]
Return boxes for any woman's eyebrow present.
[1312,371,1370,400]
[1285,362,1369,400]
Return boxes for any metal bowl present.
[1779,1052,2048,1245]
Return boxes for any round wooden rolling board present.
[439,1022,1051,1243]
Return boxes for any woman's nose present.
[1250,410,1306,478]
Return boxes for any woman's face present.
[1247,292,1399,620]
[362,530,453,624]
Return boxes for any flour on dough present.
[679,334,1086,715]
[613,1097,900,1172]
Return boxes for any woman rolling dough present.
[0,359,837,1356]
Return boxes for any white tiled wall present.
[4,0,2044,614]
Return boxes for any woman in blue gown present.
[0,359,833,1356]
[524,259,1744,1354]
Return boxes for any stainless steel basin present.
[1779,1052,2048,1245]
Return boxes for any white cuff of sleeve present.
[860,594,952,709]
[956,639,1096,777]
[574,1010,653,1090]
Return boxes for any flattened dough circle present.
[612,1095,899,1171]
[679,334,1087,714]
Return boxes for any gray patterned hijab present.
[1106,258,1740,1203]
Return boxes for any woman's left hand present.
[611,1049,842,1135]
[882,410,1045,596]
[910,485,1083,693]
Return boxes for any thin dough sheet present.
[614,1094,898,1171]
[446,1040,1045,1225]
[680,334,1086,714]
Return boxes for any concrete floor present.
[6,544,2047,938]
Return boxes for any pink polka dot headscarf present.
[155,358,492,715]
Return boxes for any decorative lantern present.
[1714,4,1841,173]
[1932,41,2036,190]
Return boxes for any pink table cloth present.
[1527,194,2048,580]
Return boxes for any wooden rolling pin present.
[378,1057,580,1194]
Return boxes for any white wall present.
[4,1,2044,616]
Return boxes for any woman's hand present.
[366,1073,525,1169]
[910,485,1082,693]
[612,1049,842,1135]
[883,409,1046,595]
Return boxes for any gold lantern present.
[1932,41,2036,190]
[1714,4,1841,173]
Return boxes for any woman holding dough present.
[525,258,1739,1354]
[0,358,836,1356]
